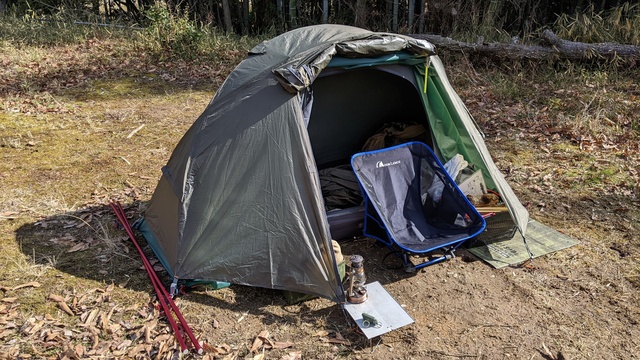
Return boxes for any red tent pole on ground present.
[109,201,202,354]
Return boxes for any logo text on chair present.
[375,160,401,168]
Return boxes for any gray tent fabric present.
[143,25,529,303]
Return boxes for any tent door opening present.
[307,65,432,240]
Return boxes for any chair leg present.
[414,255,447,270]
[402,253,416,273]
[383,247,458,272]
[414,248,457,270]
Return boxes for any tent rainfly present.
[139,25,529,303]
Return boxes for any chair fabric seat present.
[351,142,486,262]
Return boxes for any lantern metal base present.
[347,290,368,304]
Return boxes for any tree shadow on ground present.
[13,201,423,343]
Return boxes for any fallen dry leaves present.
[0,281,41,292]
[313,329,352,346]
[202,342,233,358]
[247,329,296,358]
[0,283,195,359]
[0,37,240,116]
[48,293,75,316]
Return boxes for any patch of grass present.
[1,226,53,284]
[555,70,640,139]
[473,63,640,147]
[0,12,255,101]
[0,12,132,47]
[494,73,543,103]
[138,5,203,60]
[126,5,262,64]
[580,161,621,187]
[450,0,515,43]
[553,2,640,45]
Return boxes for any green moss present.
[69,78,173,101]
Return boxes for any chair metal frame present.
[351,142,486,272]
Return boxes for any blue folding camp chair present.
[351,142,486,272]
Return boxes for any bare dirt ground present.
[1,39,639,359]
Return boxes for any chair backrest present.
[351,142,486,253]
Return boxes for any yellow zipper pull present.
[423,56,431,94]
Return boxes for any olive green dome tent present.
[140,24,529,303]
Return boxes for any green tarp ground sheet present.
[466,220,579,268]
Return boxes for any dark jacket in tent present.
[141,25,529,303]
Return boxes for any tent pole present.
[110,201,203,355]
[519,228,535,261]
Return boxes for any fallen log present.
[539,29,640,59]
[411,30,640,65]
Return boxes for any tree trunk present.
[418,0,426,33]
[242,0,249,34]
[408,0,415,32]
[540,29,640,59]
[392,0,398,32]
[355,0,367,28]
[322,0,329,23]
[277,0,284,29]
[288,0,297,28]
[410,30,640,66]
[91,0,100,16]
[221,0,233,33]
[125,0,141,21]
[104,0,111,18]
